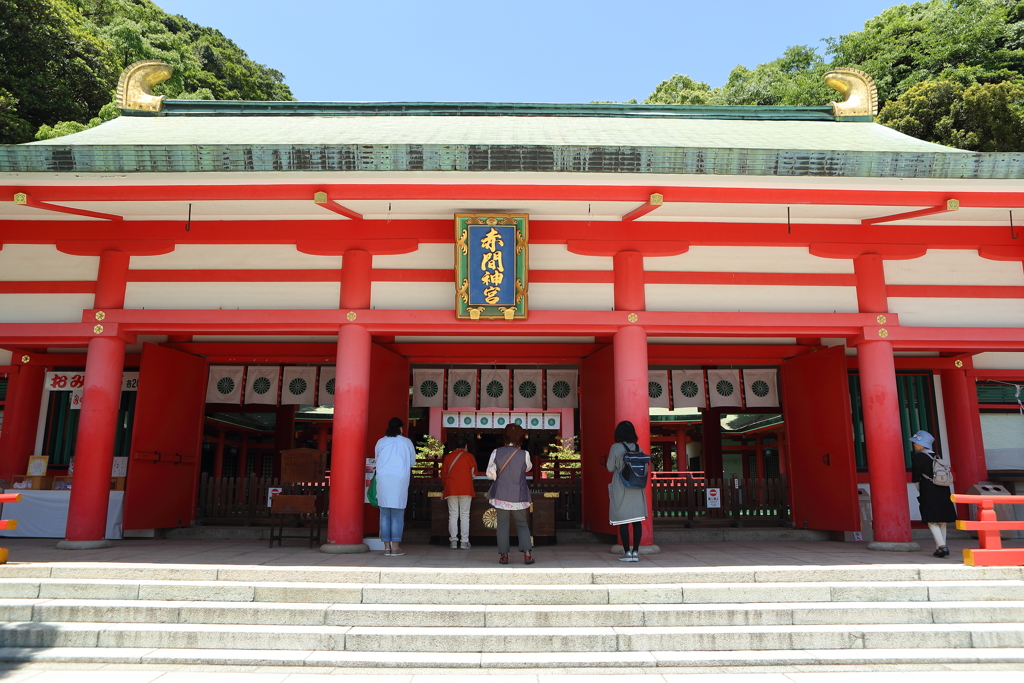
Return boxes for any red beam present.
[314,198,363,220]
[622,194,664,222]
[5,219,1024,252]
[861,200,959,225]
[645,272,856,287]
[128,270,342,283]
[6,184,1024,209]
[15,194,122,221]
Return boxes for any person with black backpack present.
[606,420,650,562]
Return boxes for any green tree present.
[715,45,833,106]
[879,78,1024,151]
[642,74,713,105]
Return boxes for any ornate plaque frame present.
[454,213,528,320]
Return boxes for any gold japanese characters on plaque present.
[454,213,529,320]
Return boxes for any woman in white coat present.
[375,417,416,556]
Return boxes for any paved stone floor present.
[2,535,1020,568]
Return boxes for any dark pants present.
[619,521,642,552]
[496,508,532,553]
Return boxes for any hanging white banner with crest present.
[546,370,578,409]
[513,369,544,410]
[447,369,477,408]
[281,367,317,405]
[207,366,244,404]
[245,366,280,405]
[743,369,779,408]
[707,369,742,408]
[318,366,336,406]
[412,369,445,407]
[480,369,509,409]
[648,370,670,409]
[672,369,706,409]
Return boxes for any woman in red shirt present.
[441,434,477,549]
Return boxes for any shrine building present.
[1,62,1023,552]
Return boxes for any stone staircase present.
[0,562,1023,671]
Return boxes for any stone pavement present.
[1,535,1015,568]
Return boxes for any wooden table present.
[430,492,556,541]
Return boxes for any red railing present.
[952,492,1024,566]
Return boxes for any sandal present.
[523,550,535,565]
[499,553,509,565]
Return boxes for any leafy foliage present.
[635,0,1024,150]
[0,0,294,143]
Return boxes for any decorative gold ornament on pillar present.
[20,355,30,364]
[116,61,173,112]
[824,68,878,118]
[955,359,964,368]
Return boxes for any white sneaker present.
[630,551,640,562]
[618,552,632,562]
[449,540,458,549]
[460,541,471,550]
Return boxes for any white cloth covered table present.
[0,490,124,539]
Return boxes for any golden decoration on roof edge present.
[947,199,960,211]
[878,328,888,338]
[20,355,30,364]
[13,193,26,205]
[346,311,357,321]
[649,193,664,206]
[955,359,964,368]
[95,311,105,321]
[876,315,886,324]
[824,68,878,117]
[93,324,104,334]
[313,192,328,204]
[627,313,639,323]
[116,61,173,112]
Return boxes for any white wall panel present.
[0,349,12,365]
[130,245,342,270]
[531,245,614,271]
[970,353,1024,370]
[888,297,1024,328]
[884,250,1024,286]
[125,282,340,309]
[371,282,450,310]
[645,246,854,273]
[0,294,93,322]
[0,245,99,281]
[529,283,614,311]
[397,336,594,343]
[648,337,795,345]
[374,243,451,270]
[646,284,859,313]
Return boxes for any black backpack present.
[619,442,651,489]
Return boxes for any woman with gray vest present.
[486,423,535,565]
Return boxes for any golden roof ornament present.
[824,68,878,118]
[116,61,173,112]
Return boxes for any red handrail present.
[951,493,1024,566]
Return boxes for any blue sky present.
[156,0,902,103]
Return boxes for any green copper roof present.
[140,100,841,121]
[3,100,1020,178]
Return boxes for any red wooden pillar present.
[239,433,248,479]
[323,248,373,553]
[854,253,917,549]
[61,250,129,549]
[212,427,225,479]
[860,340,915,547]
[613,324,656,549]
[941,366,984,515]
[675,426,687,471]
[317,422,329,451]
[0,364,45,483]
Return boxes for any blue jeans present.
[379,507,405,542]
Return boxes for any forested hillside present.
[0,0,294,143]
[636,0,1024,152]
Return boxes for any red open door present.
[580,345,616,535]
[124,343,207,530]
[781,345,861,531]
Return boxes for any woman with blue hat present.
[910,430,957,557]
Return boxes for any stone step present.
[2,645,1024,669]
[1,621,1023,651]
[2,578,1021,604]
[2,599,1023,627]
[2,562,1022,585]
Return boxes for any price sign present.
[706,487,721,509]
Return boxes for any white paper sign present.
[266,487,283,507]
[706,488,721,509]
